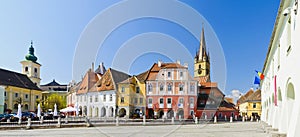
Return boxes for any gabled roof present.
[0,68,41,90]
[237,89,260,104]
[136,70,150,82]
[146,63,186,81]
[77,70,99,94]
[92,68,130,92]
[246,89,261,102]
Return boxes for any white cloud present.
[227,90,243,103]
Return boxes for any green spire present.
[25,40,38,62]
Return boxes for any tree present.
[43,93,66,112]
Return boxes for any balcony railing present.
[167,104,172,108]
[178,103,183,108]
[148,104,153,108]
[159,104,164,108]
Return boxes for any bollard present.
[257,119,259,122]
[195,117,198,124]
[65,115,68,124]
[242,116,245,122]
[214,116,217,123]
[171,117,175,124]
[204,115,207,120]
[143,115,146,126]
[235,115,237,121]
[86,117,92,127]
[57,117,61,128]
[18,118,22,125]
[40,116,44,124]
[250,116,253,122]
[230,116,233,123]
[116,116,119,126]
[225,115,227,121]
[7,118,10,123]
[179,115,182,122]
[26,118,31,129]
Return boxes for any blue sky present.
[0,0,280,96]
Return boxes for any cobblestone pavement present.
[0,122,268,137]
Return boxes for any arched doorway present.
[177,109,184,119]
[158,109,164,118]
[83,106,87,116]
[89,106,92,117]
[101,107,106,117]
[95,107,99,117]
[148,109,154,119]
[167,109,174,119]
[79,106,82,115]
[286,82,295,128]
[118,108,126,117]
[109,107,114,117]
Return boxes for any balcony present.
[147,91,153,95]
[167,104,172,108]
[190,104,194,108]
[148,104,153,108]
[179,91,184,95]
[159,104,164,108]
[178,103,183,108]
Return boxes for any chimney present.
[91,62,94,72]
[176,60,180,65]
[158,60,162,67]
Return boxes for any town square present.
[0,0,299,137]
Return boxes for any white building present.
[261,0,300,136]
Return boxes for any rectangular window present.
[190,84,195,93]
[95,96,98,102]
[36,95,39,99]
[84,96,86,101]
[103,94,106,102]
[140,98,143,104]
[167,72,171,77]
[25,94,28,99]
[4,91,6,97]
[136,87,140,93]
[168,84,172,91]
[90,96,92,103]
[180,72,183,77]
[148,84,152,92]
[15,93,18,98]
[109,94,113,101]
[159,98,164,104]
[148,98,153,104]
[179,98,184,104]
[121,97,124,103]
[253,103,256,108]
[160,84,164,91]
[121,87,125,92]
[179,85,184,91]
[134,98,138,104]
[167,98,172,104]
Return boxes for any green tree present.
[44,94,66,112]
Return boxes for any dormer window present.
[25,67,28,72]
[34,68,38,73]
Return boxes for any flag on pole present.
[255,70,264,80]
[254,76,260,85]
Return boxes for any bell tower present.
[194,26,210,82]
[20,41,41,87]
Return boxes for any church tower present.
[20,41,41,87]
[194,26,210,83]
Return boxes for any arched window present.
[287,83,295,100]
[167,83,172,91]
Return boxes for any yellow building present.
[238,89,261,119]
[0,41,42,113]
[0,68,42,113]
[117,71,148,118]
